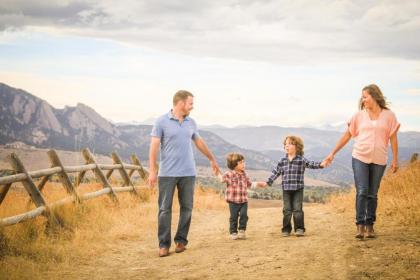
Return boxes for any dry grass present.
[329,160,420,228]
[0,182,224,279]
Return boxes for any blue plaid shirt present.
[266,155,323,190]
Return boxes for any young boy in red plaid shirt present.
[218,153,266,240]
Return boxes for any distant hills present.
[0,82,271,171]
[1,82,419,186]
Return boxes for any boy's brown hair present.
[173,90,194,105]
[226,153,245,170]
[284,135,304,156]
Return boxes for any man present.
[148,90,220,257]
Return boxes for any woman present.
[325,84,400,239]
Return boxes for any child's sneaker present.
[282,231,290,237]
[230,233,238,240]
[238,230,246,239]
[295,229,305,237]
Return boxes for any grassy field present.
[0,160,419,279]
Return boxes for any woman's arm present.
[390,133,399,173]
[324,130,352,164]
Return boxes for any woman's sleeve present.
[347,113,359,137]
[388,111,401,138]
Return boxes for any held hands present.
[210,159,221,176]
[322,153,335,167]
[256,182,268,188]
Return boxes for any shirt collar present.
[232,169,246,176]
[283,154,301,161]
[167,110,190,121]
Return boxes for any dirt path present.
[47,200,419,280]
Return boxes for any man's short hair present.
[173,90,194,105]
[226,153,245,170]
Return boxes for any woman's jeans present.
[158,176,195,249]
[352,157,386,225]
[282,188,305,233]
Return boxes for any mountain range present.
[1,82,419,186]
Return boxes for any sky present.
[0,0,419,131]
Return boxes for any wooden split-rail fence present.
[0,148,149,227]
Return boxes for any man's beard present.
[183,109,191,116]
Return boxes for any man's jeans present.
[282,188,304,233]
[352,157,386,225]
[228,202,248,234]
[158,176,195,249]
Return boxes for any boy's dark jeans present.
[228,202,248,234]
[282,188,304,233]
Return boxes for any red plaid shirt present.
[222,170,252,204]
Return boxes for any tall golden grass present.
[329,160,420,228]
[0,182,225,279]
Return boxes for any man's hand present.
[148,136,160,189]
[148,171,158,188]
[210,159,221,176]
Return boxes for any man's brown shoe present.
[159,247,169,257]
[175,243,186,253]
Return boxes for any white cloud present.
[1,1,419,131]
[1,1,419,63]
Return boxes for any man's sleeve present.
[191,119,201,140]
[150,119,163,139]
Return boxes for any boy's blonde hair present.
[226,153,245,170]
[284,135,304,156]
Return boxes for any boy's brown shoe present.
[159,247,169,257]
[175,243,186,253]
[366,225,376,238]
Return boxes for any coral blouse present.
[348,109,400,165]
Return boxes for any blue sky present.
[1,1,419,131]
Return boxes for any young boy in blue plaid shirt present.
[262,136,327,237]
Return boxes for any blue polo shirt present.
[150,111,201,177]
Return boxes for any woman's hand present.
[323,153,334,166]
[390,160,399,173]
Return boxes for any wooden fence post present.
[47,149,81,203]
[8,153,47,208]
[112,152,138,195]
[130,154,149,182]
[82,148,119,203]
[0,183,12,205]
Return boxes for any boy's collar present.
[284,154,301,160]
